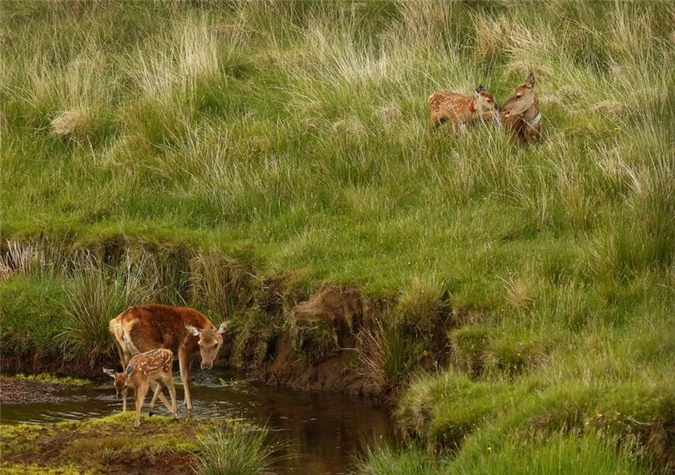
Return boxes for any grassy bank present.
[1,0,673,472]
[0,412,274,474]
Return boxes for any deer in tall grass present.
[109,304,229,413]
[428,85,500,135]
[103,348,177,428]
[501,72,542,144]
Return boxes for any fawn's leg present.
[134,383,149,428]
[148,382,172,415]
[121,388,128,412]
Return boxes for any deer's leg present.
[113,342,126,370]
[148,382,172,416]
[178,351,192,413]
[134,383,149,428]
[165,375,178,420]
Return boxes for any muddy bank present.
[0,377,76,405]
[229,281,453,400]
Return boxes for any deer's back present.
[126,348,173,387]
[112,304,213,355]
[428,91,470,113]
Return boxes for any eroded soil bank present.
[223,280,452,400]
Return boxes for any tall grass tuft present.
[61,259,125,367]
[358,316,412,394]
[194,424,276,475]
[60,251,160,367]
[189,249,253,322]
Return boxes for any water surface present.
[1,369,396,474]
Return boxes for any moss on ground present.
[0,413,233,474]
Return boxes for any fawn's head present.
[103,366,132,396]
[502,72,538,118]
[474,85,499,112]
[185,321,229,370]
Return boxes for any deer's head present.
[501,72,538,118]
[185,321,229,370]
[103,366,132,397]
[474,85,500,112]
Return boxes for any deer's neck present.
[523,107,541,127]
[526,111,541,127]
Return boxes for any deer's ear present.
[217,321,230,335]
[125,364,135,375]
[475,85,485,94]
[103,368,116,379]
[525,72,535,88]
[185,324,202,336]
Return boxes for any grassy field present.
[1,0,673,472]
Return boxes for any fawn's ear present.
[475,85,485,94]
[525,72,535,88]
[125,364,135,375]
[217,321,230,335]
[185,324,202,336]
[103,368,116,379]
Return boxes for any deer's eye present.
[516,94,522,98]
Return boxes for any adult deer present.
[501,72,542,144]
[109,304,229,413]
[428,85,500,134]
[103,348,177,427]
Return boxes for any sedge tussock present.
[50,107,95,138]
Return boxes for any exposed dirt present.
[0,377,70,405]
[259,284,371,393]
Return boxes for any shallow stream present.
[1,368,396,474]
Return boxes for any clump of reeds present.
[194,424,277,475]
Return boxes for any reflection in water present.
[1,368,396,474]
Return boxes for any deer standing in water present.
[109,304,229,413]
[103,348,177,427]
[501,72,542,144]
[428,85,500,135]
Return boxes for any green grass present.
[194,423,277,475]
[0,412,261,474]
[1,0,673,472]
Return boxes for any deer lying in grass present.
[109,304,229,413]
[501,72,542,144]
[103,348,177,428]
[428,85,500,134]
